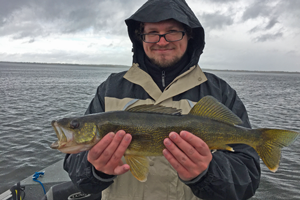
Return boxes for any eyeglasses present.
[140,31,186,43]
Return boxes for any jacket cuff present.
[179,163,210,185]
[92,166,117,182]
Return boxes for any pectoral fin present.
[124,155,149,182]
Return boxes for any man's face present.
[142,19,189,68]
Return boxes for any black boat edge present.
[0,159,101,200]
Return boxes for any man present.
[64,0,261,199]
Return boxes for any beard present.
[148,54,182,68]
[147,44,186,68]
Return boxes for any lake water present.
[1,62,299,199]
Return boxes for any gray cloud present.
[0,0,144,39]
[1,0,299,40]
[249,17,279,33]
[28,38,35,43]
[242,1,274,20]
[242,0,300,24]
[200,12,234,30]
[208,0,238,2]
[278,0,300,15]
[241,0,298,42]
[242,1,300,27]
[254,31,283,42]
[0,0,27,19]
[192,0,239,3]
[265,18,279,30]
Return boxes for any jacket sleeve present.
[186,76,261,200]
[63,81,116,194]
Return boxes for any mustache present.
[150,44,174,50]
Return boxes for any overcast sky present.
[0,0,299,72]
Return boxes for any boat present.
[0,160,101,200]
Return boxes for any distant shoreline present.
[1,61,299,74]
[0,61,129,68]
[203,68,300,74]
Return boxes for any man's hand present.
[87,130,132,176]
[163,131,212,181]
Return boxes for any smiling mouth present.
[153,48,172,51]
[152,49,174,54]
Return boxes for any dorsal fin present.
[189,96,243,125]
[125,104,181,115]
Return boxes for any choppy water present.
[1,62,299,199]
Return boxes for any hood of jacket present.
[125,0,205,72]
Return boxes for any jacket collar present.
[123,63,207,104]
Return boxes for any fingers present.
[163,131,212,181]
[104,133,132,170]
[88,132,115,161]
[163,135,198,172]
[113,161,130,175]
[87,130,132,175]
[98,130,127,165]
[180,131,212,157]
[163,147,190,178]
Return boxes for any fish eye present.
[70,120,80,129]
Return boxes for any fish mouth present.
[51,120,61,140]
[51,120,69,141]
[50,120,74,149]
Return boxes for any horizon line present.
[1,60,299,74]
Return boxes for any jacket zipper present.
[162,71,165,88]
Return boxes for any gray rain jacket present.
[64,0,261,199]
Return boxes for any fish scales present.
[96,111,254,155]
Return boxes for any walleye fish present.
[50,96,299,182]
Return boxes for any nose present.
[157,35,169,46]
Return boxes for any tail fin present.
[255,128,299,172]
